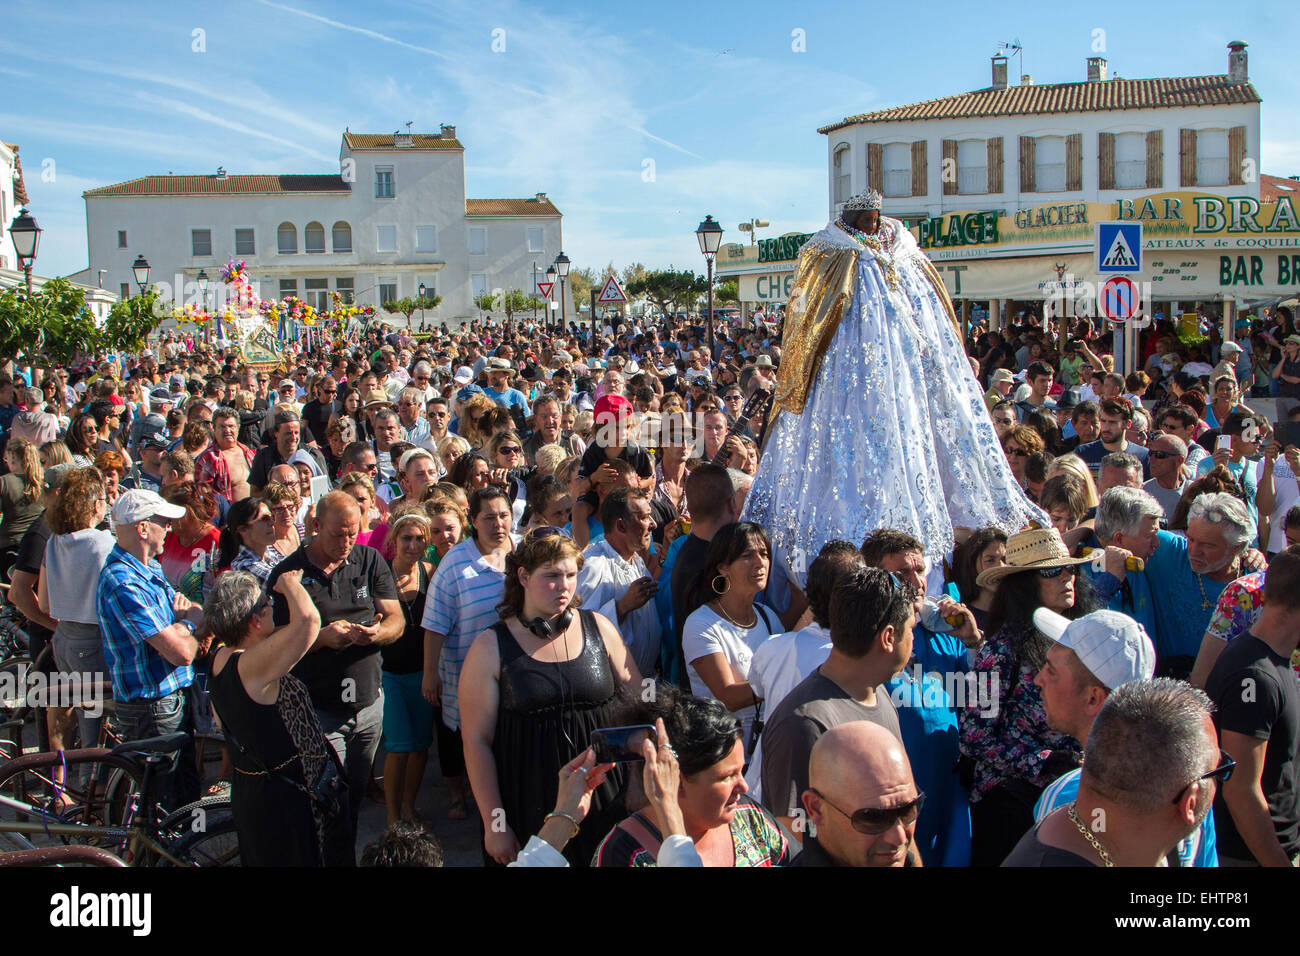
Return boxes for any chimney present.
[1020,74,1033,85]
[1228,41,1248,83]
[534,192,547,202]
[1087,57,1108,82]
[991,54,1008,90]
[215,166,227,179]
[440,124,457,140]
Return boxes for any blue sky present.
[4,0,1297,280]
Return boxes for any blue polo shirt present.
[97,544,194,701]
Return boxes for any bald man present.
[791,722,923,867]
[266,490,403,863]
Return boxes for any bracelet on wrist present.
[543,811,581,843]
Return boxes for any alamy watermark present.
[0,668,107,718]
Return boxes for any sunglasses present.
[526,525,572,541]
[1037,564,1078,579]
[498,445,521,455]
[1006,447,1029,458]
[809,788,926,835]
[1148,449,1180,460]
[1172,749,1235,803]
[251,594,273,616]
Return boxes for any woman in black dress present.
[205,569,352,866]
[460,528,641,866]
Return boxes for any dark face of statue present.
[852,209,880,234]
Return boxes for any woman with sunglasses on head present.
[218,497,280,584]
[459,526,639,866]
[487,430,533,529]
[957,526,1096,866]
[680,522,781,748]
[593,685,788,867]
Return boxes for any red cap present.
[593,393,633,422]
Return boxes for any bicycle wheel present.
[157,796,241,867]
[56,765,139,851]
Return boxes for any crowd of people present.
[0,300,1295,868]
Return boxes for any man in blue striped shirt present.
[97,489,206,806]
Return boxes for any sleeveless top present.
[383,561,430,675]
[489,609,623,866]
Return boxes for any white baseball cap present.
[112,489,187,526]
[453,366,474,385]
[1033,608,1156,690]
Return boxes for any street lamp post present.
[737,217,770,245]
[695,215,723,357]
[132,254,151,294]
[545,264,558,334]
[418,282,427,331]
[196,268,211,347]
[8,207,41,295]
[554,252,570,338]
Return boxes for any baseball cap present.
[453,366,474,386]
[593,393,633,422]
[1220,342,1242,355]
[1032,608,1156,691]
[42,463,76,492]
[455,384,485,403]
[149,386,172,402]
[486,357,512,371]
[112,489,186,526]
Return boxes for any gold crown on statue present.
[843,189,883,212]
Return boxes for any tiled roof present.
[83,174,350,197]
[342,132,463,149]
[5,142,28,205]
[466,197,561,217]
[820,75,1262,133]
[1262,173,1300,203]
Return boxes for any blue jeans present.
[111,689,200,812]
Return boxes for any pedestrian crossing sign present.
[1096,222,1142,274]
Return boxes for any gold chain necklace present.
[1067,802,1114,867]
[844,221,900,290]
[1196,558,1239,611]
[712,599,757,629]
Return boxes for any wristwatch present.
[179,619,196,635]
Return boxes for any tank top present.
[383,561,429,675]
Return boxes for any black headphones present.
[523,608,574,640]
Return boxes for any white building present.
[82,128,566,326]
[813,42,1300,321]
[1,139,27,272]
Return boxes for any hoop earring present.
[711,574,730,596]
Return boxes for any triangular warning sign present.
[537,282,554,298]
[1102,231,1138,269]
[596,275,627,303]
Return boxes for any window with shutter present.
[1115,133,1146,189]
[941,140,958,196]
[833,145,852,204]
[957,139,986,195]
[1034,136,1067,193]
[883,143,911,197]
[1196,129,1229,186]
[986,137,1003,194]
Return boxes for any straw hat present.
[975,526,1092,589]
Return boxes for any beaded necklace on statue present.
[844,220,900,290]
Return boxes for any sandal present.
[206,780,232,798]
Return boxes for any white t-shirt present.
[681,603,780,742]
[1259,457,1300,553]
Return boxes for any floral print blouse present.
[958,622,1080,803]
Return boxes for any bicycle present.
[0,733,241,866]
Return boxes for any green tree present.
[104,287,164,357]
[473,291,497,317]
[716,280,739,305]
[499,288,541,324]
[0,277,103,364]
[385,294,443,326]
[626,268,706,320]
[621,262,648,288]
[566,267,597,309]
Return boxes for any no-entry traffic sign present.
[1098,275,1140,321]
